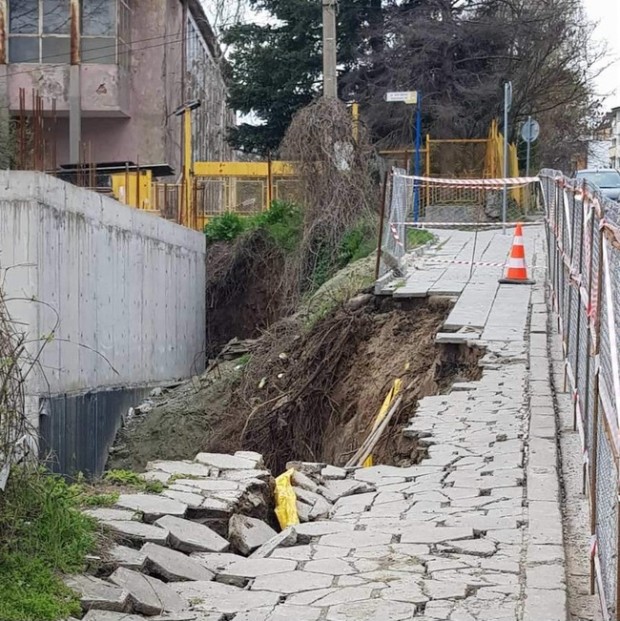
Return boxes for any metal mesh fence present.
[596,411,618,619]
[379,169,407,278]
[540,169,620,619]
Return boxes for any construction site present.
[0,1,618,621]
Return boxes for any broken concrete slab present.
[291,471,320,493]
[325,599,416,621]
[108,567,186,615]
[309,495,332,521]
[229,514,277,556]
[150,614,226,621]
[321,465,348,480]
[296,499,312,523]
[172,580,280,615]
[106,544,146,571]
[293,521,355,543]
[115,494,187,522]
[101,520,169,545]
[146,460,213,478]
[250,526,297,559]
[234,451,265,468]
[216,558,297,587]
[141,542,215,582]
[194,453,259,470]
[155,515,230,553]
[82,613,143,621]
[63,575,129,612]
[320,479,375,502]
[400,526,475,545]
[252,570,334,594]
[190,552,241,573]
[84,508,139,522]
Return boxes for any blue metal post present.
[413,94,422,222]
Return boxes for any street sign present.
[521,118,540,143]
[385,91,418,104]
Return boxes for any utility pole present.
[502,81,512,234]
[322,0,337,98]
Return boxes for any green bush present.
[250,200,303,252]
[0,469,97,621]
[204,212,246,243]
[203,201,303,250]
[338,222,376,267]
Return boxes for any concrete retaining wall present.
[0,172,206,474]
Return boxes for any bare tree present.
[342,0,605,170]
[200,0,248,37]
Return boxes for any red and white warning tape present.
[389,222,404,248]
[425,258,506,268]
[398,175,539,188]
[397,221,541,228]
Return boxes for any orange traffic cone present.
[500,224,535,285]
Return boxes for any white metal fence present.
[540,169,620,620]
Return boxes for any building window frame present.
[6,0,130,66]
[8,0,71,64]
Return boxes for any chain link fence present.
[378,168,541,279]
[540,169,620,620]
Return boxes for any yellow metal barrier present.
[111,169,154,211]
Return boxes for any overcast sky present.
[582,0,620,109]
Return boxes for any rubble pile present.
[67,452,379,620]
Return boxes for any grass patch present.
[204,200,303,252]
[407,228,434,249]
[103,469,164,494]
[0,468,98,621]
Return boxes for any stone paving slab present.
[232,224,566,621]
[78,224,569,621]
[155,514,230,553]
[141,542,215,582]
[63,575,129,612]
[108,567,186,615]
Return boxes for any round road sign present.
[521,118,540,143]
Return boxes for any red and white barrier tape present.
[389,223,404,248]
[425,258,506,268]
[398,221,541,228]
[397,174,539,188]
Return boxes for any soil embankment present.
[109,290,482,473]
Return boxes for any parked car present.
[574,169,620,202]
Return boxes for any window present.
[7,0,130,66]
[8,0,70,63]
[81,0,116,63]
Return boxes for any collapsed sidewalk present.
[67,225,568,621]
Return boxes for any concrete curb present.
[523,276,569,621]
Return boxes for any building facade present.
[0,0,234,174]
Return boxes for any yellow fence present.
[115,121,525,231]
[140,161,299,231]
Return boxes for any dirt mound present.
[238,295,482,472]
[108,361,242,471]
[206,230,287,357]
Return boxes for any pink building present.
[0,0,234,174]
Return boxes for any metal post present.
[425,133,431,209]
[525,116,532,178]
[69,0,81,163]
[374,171,390,281]
[413,96,422,222]
[502,82,512,233]
[352,102,359,143]
[322,0,337,99]
[525,116,532,215]
[183,107,192,227]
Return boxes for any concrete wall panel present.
[0,171,206,397]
